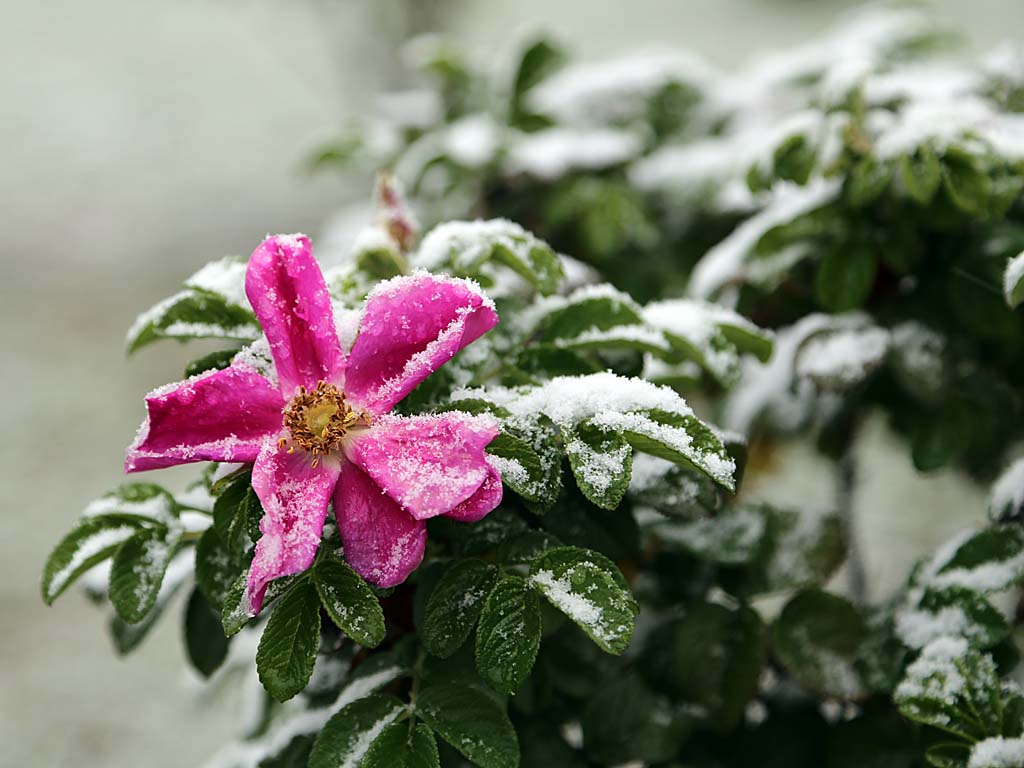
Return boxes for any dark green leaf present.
[475,575,542,694]
[774,589,865,699]
[42,516,143,604]
[256,580,322,701]
[309,694,408,768]
[900,146,942,205]
[415,684,519,768]
[184,587,230,677]
[313,551,386,648]
[815,245,877,312]
[528,546,636,654]
[184,348,239,378]
[108,525,177,623]
[422,560,498,658]
[362,722,440,768]
[563,421,633,509]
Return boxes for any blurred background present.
[3,1,1023,766]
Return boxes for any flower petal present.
[345,273,498,414]
[345,412,500,521]
[125,364,284,472]
[335,460,426,588]
[246,441,341,614]
[445,464,503,522]
[245,234,345,396]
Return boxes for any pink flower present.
[126,234,502,613]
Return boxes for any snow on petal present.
[246,440,341,614]
[125,365,284,472]
[245,234,346,396]
[344,272,498,414]
[335,461,427,588]
[345,412,500,521]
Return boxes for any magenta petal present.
[335,460,427,588]
[446,464,503,523]
[345,273,498,414]
[125,365,284,472]
[345,412,500,521]
[245,441,341,614]
[245,234,345,396]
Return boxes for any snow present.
[969,737,1024,768]
[1004,252,1024,306]
[444,113,501,168]
[991,458,1024,519]
[895,636,972,718]
[83,489,175,523]
[505,127,642,180]
[526,48,717,126]
[186,256,250,308]
[202,664,405,768]
[530,567,609,642]
[414,218,544,273]
[795,326,891,388]
[895,603,978,650]
[688,178,841,299]
[566,434,632,495]
[914,526,1024,594]
[350,225,398,258]
[455,372,735,487]
[46,525,137,601]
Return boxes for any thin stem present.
[838,445,867,603]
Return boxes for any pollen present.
[282,381,368,461]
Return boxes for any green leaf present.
[313,551,386,648]
[415,684,519,768]
[109,569,188,655]
[720,503,847,597]
[415,219,563,296]
[528,546,636,654]
[256,580,322,701]
[640,602,767,731]
[563,421,633,510]
[475,575,542,694]
[582,673,689,765]
[108,525,178,623]
[942,148,994,217]
[925,742,971,768]
[896,587,1010,651]
[42,516,143,604]
[654,505,766,565]
[213,472,262,554]
[361,722,440,768]
[308,694,408,768]
[911,399,972,471]
[509,37,565,129]
[1004,252,1024,309]
[773,589,865,699]
[194,527,241,610]
[900,145,942,205]
[221,572,251,637]
[815,244,877,312]
[916,525,1024,594]
[533,286,651,349]
[81,483,178,524]
[847,156,893,206]
[422,559,498,658]
[126,256,258,353]
[184,347,239,378]
[896,638,1003,741]
[486,431,558,508]
[184,587,230,677]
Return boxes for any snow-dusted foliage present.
[42,7,1024,768]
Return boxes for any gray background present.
[0,2,1017,766]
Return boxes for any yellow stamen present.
[281,381,371,465]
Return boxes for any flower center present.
[281,381,367,463]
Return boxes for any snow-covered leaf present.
[895,587,1010,651]
[475,575,542,694]
[528,546,637,654]
[968,737,1024,768]
[895,637,1003,742]
[653,505,766,565]
[1003,251,1024,309]
[563,421,633,510]
[413,219,563,296]
[486,431,558,509]
[308,694,407,768]
[913,526,1024,595]
[422,559,497,659]
[127,256,259,353]
[108,524,181,623]
[455,373,735,490]
[42,516,144,604]
[795,323,890,390]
